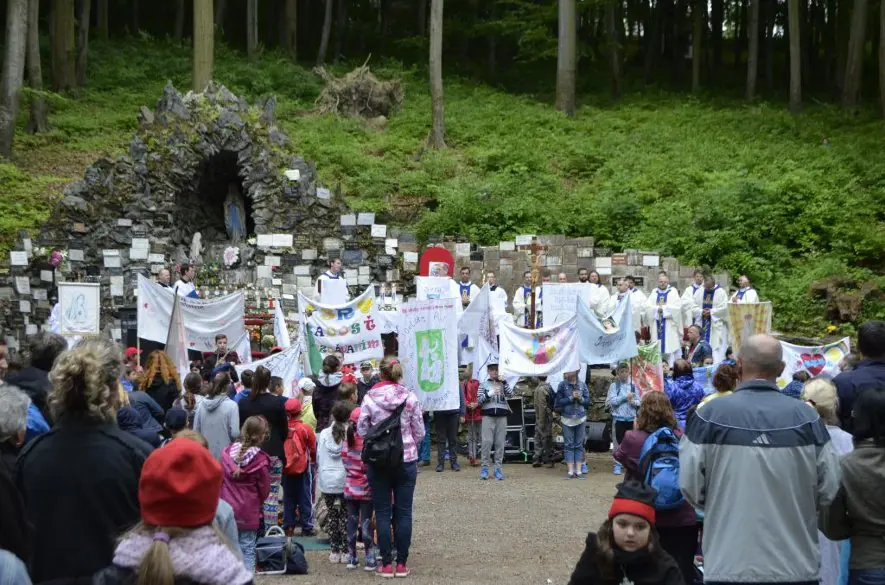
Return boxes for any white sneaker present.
[329,552,341,563]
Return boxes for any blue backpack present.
[638,427,685,510]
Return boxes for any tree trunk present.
[788,0,802,112]
[174,0,186,42]
[97,0,108,39]
[880,0,885,116]
[50,0,75,92]
[247,0,259,61]
[316,0,333,66]
[75,0,91,88]
[418,0,428,36]
[428,0,446,149]
[606,1,621,100]
[284,0,297,60]
[643,0,661,83]
[214,0,227,30]
[333,0,348,63]
[711,0,723,69]
[692,0,703,92]
[733,0,746,69]
[746,0,759,99]
[555,0,577,116]
[193,0,214,92]
[0,0,29,158]
[842,0,869,107]
[26,0,48,133]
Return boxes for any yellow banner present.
[727,302,773,355]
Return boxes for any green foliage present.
[7,40,885,336]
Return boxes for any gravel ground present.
[268,453,619,585]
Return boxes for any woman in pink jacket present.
[357,356,425,579]
[220,416,271,573]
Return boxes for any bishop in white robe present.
[694,278,729,363]
[646,273,683,367]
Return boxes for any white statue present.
[190,232,203,265]
[224,183,247,243]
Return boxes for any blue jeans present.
[346,499,375,559]
[849,569,885,585]
[367,461,417,566]
[419,414,431,462]
[282,471,313,531]
[561,423,587,464]
[238,529,258,573]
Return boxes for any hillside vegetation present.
[4,39,885,336]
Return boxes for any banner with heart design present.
[777,337,851,388]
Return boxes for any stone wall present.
[0,84,728,349]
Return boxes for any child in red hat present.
[220,416,272,573]
[93,438,253,585]
[568,481,684,585]
[282,398,317,538]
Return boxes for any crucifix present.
[519,237,547,330]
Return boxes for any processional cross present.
[518,237,547,330]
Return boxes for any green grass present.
[7,38,885,335]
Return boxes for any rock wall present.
[0,84,728,349]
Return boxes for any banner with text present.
[416,277,457,300]
[631,341,665,396]
[298,287,383,374]
[235,344,303,398]
[778,337,850,389]
[399,298,461,411]
[727,302,773,355]
[498,316,579,378]
[577,293,638,365]
[542,283,593,326]
[137,275,247,354]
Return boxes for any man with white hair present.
[0,384,32,564]
[680,334,841,585]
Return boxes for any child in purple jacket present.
[220,416,271,573]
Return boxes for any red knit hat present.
[608,480,657,525]
[139,438,222,528]
[285,398,303,417]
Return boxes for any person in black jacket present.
[237,365,288,528]
[0,385,32,565]
[313,355,342,432]
[4,332,67,424]
[117,406,162,448]
[139,350,182,413]
[356,361,379,404]
[569,481,685,585]
[16,339,153,584]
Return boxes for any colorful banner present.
[498,316,579,378]
[542,283,593,327]
[693,365,716,394]
[234,344,303,398]
[727,302,773,355]
[630,341,665,396]
[416,276,457,301]
[137,275,248,355]
[298,287,383,373]
[398,298,461,411]
[777,337,851,388]
[577,292,638,365]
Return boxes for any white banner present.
[234,344,303,397]
[459,284,498,350]
[165,294,190,387]
[137,275,247,354]
[542,283,593,326]
[577,293,638,365]
[57,282,101,336]
[416,276,457,301]
[398,298,461,411]
[298,287,383,372]
[274,303,291,349]
[498,316,579,378]
[778,337,850,388]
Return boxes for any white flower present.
[223,246,240,267]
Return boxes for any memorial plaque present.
[376,255,393,268]
[341,249,365,266]
[611,254,628,266]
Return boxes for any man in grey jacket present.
[680,334,841,585]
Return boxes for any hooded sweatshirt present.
[664,375,705,429]
[220,443,271,531]
[194,395,241,461]
[313,372,343,432]
[316,426,345,495]
[93,526,253,585]
[117,407,162,447]
[356,381,425,464]
[568,532,684,585]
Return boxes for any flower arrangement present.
[223,246,240,268]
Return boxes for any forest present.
[1,0,885,336]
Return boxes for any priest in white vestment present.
[625,276,647,337]
[681,270,704,331]
[693,276,729,363]
[512,270,533,327]
[315,258,350,302]
[730,274,760,303]
[645,272,683,367]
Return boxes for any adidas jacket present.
[679,380,841,584]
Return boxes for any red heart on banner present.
[800,353,826,376]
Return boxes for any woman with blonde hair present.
[17,339,153,584]
[140,350,182,413]
[803,378,853,585]
[93,438,253,585]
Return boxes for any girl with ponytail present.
[93,438,253,585]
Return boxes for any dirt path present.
[270,453,619,585]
